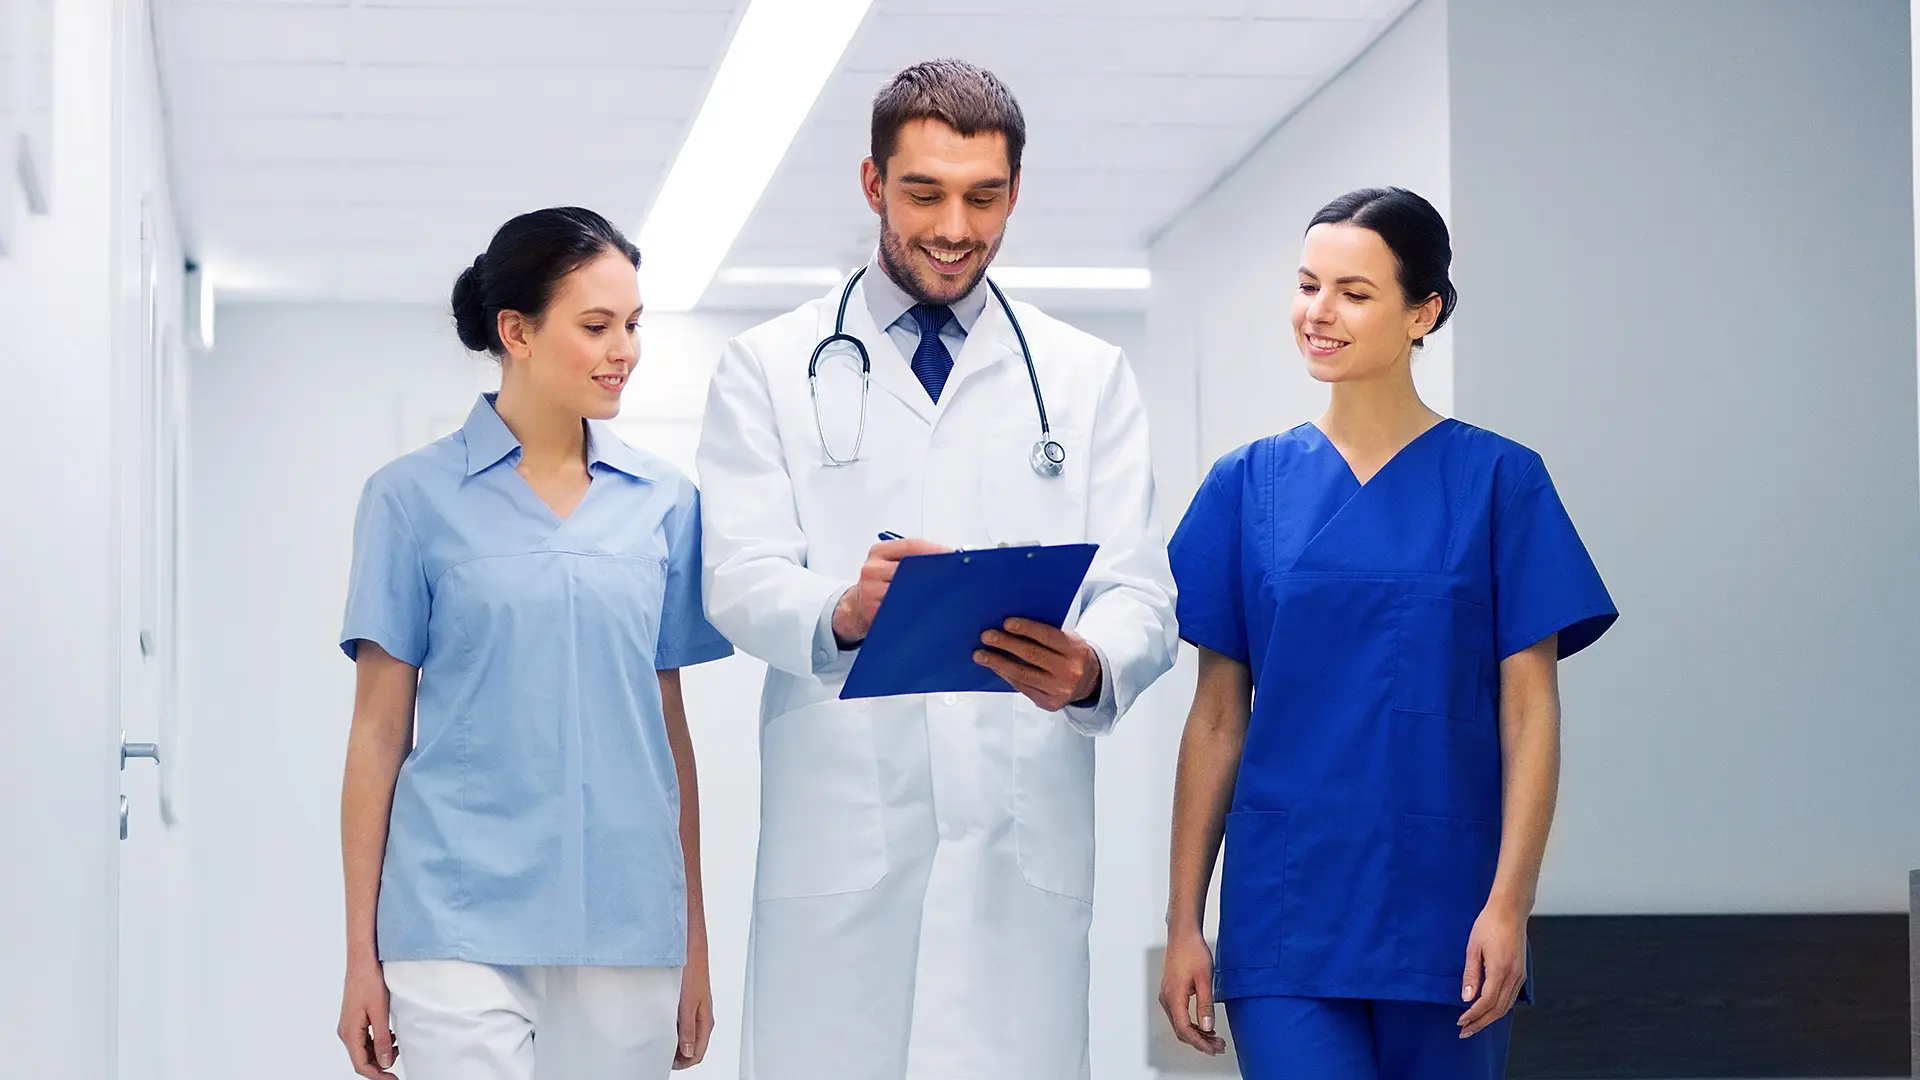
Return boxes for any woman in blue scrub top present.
[334,207,733,1080]
[1157,188,1616,1079]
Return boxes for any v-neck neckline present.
[511,459,595,527]
[1309,417,1455,489]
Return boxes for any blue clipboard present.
[839,543,1100,700]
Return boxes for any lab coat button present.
[943,693,958,706]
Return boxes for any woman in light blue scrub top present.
[1157,188,1616,1080]
[335,207,732,1080]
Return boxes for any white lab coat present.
[696,278,1177,1080]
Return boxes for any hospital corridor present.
[4,1,1920,1079]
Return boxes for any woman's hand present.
[1157,931,1226,1056]
[673,935,715,1069]
[338,958,397,1078]
[1458,900,1528,1039]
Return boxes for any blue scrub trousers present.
[1227,996,1511,1080]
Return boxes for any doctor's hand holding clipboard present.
[841,532,1104,711]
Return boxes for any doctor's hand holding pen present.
[840,532,1104,712]
[831,534,952,647]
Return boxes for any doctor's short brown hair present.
[871,59,1026,178]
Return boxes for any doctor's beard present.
[877,209,1004,307]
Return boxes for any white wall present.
[1448,0,1920,913]
[0,0,185,1076]
[183,299,1163,1079]
[1149,0,1452,474]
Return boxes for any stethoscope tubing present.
[808,267,1064,477]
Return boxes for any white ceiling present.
[155,0,1412,311]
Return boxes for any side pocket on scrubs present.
[1391,594,1491,721]
[1396,814,1499,977]
[1217,810,1288,972]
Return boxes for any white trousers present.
[384,959,682,1080]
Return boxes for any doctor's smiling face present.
[865,118,1019,307]
[1293,222,1443,386]
[863,60,1026,307]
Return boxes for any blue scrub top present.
[340,393,733,967]
[1169,419,1615,1006]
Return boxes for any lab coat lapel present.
[936,291,1020,407]
[837,281,938,427]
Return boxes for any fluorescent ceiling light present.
[638,0,875,312]
[714,265,1153,291]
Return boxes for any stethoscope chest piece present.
[1030,438,1067,479]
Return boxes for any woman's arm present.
[660,669,713,1069]
[1458,634,1561,1039]
[337,642,417,1078]
[1157,647,1252,1055]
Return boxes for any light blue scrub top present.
[340,393,732,967]
[1169,420,1616,1006]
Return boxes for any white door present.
[113,190,186,1080]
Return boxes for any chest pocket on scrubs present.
[1391,593,1492,721]
[977,425,1087,549]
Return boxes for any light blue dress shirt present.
[341,392,732,967]
[862,253,987,363]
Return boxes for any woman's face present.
[1291,222,1439,385]
[503,250,641,420]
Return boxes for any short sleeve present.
[1167,452,1250,665]
[340,477,431,667]
[1493,456,1618,660]
[656,483,735,671]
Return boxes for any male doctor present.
[697,60,1177,1080]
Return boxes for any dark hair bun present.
[449,211,640,357]
[451,255,494,353]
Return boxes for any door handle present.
[120,733,160,839]
[121,732,160,770]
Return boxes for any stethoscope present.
[808,266,1067,479]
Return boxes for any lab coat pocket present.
[1010,703,1095,903]
[754,699,888,900]
[978,426,1088,549]
[1217,811,1287,971]
[1395,814,1499,977]
[1392,593,1491,721]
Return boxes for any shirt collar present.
[861,253,991,337]
[585,419,651,480]
[461,393,520,476]
[460,393,651,481]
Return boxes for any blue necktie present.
[909,303,955,403]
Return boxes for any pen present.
[877,531,904,541]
